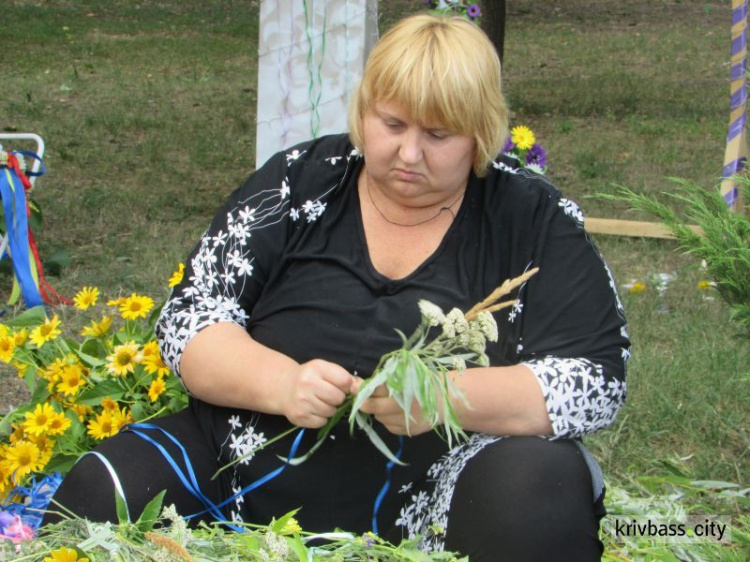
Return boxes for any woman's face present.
[361,101,476,206]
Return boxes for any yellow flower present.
[0,325,8,337]
[280,517,302,535]
[141,340,159,359]
[144,352,170,378]
[73,286,100,310]
[87,410,118,440]
[2,440,44,478]
[67,403,93,422]
[168,263,185,288]
[80,315,113,338]
[106,341,142,376]
[44,546,90,562]
[30,315,62,347]
[13,328,28,346]
[119,294,155,320]
[13,360,28,378]
[100,397,119,411]
[148,377,166,402]
[510,125,536,150]
[628,281,646,294]
[697,280,716,290]
[111,406,134,432]
[23,403,57,436]
[0,336,15,363]
[106,296,126,307]
[56,363,88,396]
[42,356,71,383]
[47,411,72,437]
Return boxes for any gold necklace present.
[365,177,465,228]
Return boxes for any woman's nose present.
[398,130,423,164]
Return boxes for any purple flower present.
[467,4,481,18]
[525,144,547,169]
[502,136,515,154]
[0,511,13,533]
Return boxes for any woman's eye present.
[385,121,403,130]
[428,131,448,140]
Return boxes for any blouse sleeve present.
[156,150,293,377]
[515,194,630,439]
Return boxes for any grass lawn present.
[2,0,748,559]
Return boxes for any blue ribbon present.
[371,435,404,535]
[124,422,306,530]
[1,472,63,530]
[0,162,43,308]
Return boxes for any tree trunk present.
[480,1,506,65]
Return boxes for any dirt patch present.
[0,365,30,416]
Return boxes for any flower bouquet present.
[502,125,548,174]
[423,0,482,22]
[0,267,188,527]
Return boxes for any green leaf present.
[43,453,79,475]
[3,305,47,327]
[269,509,301,534]
[136,489,167,533]
[354,412,407,466]
[77,379,126,405]
[288,533,309,559]
[115,486,130,524]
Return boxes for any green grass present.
[2,0,748,557]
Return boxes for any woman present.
[47,14,629,560]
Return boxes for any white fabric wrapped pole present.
[255,0,378,169]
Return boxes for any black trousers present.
[44,408,605,561]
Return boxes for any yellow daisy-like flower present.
[44,546,90,562]
[0,325,8,337]
[41,356,70,383]
[9,424,26,443]
[13,328,28,346]
[697,280,716,290]
[22,403,57,436]
[46,411,72,437]
[2,440,44,478]
[144,353,170,378]
[100,397,119,411]
[13,360,28,379]
[56,363,88,397]
[80,315,113,338]
[0,336,15,363]
[73,286,100,310]
[141,340,160,359]
[87,410,118,440]
[30,315,62,348]
[119,294,155,320]
[510,125,536,151]
[168,263,185,288]
[148,377,167,402]
[111,407,134,432]
[106,341,142,376]
[628,281,646,294]
[106,296,126,307]
[67,403,93,423]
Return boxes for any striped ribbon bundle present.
[721,0,749,210]
[0,150,69,310]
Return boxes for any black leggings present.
[44,409,605,561]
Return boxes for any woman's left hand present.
[356,383,436,436]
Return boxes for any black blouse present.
[156,134,630,528]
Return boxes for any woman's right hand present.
[280,359,357,428]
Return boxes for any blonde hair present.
[348,14,509,176]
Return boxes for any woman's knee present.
[444,436,603,561]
